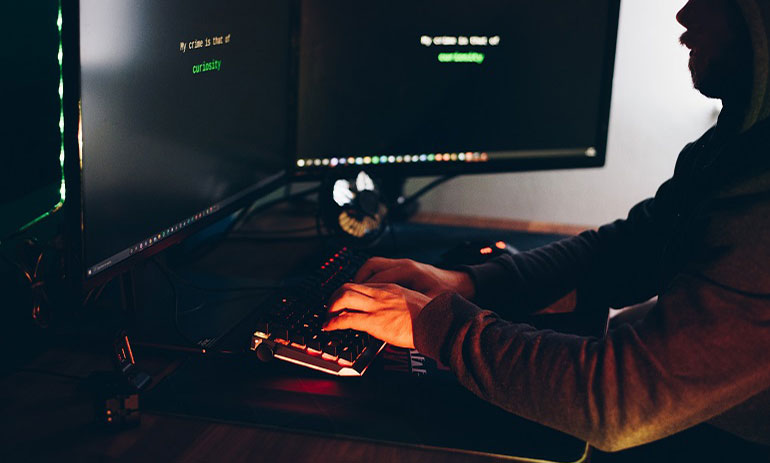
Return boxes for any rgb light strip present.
[57,1,65,204]
[5,1,67,243]
[297,151,489,168]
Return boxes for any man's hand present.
[324,283,432,349]
[354,257,476,299]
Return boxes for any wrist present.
[453,270,476,300]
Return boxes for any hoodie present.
[412,1,770,452]
[737,0,770,131]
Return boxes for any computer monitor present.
[62,0,293,291]
[293,0,620,177]
[1,2,65,241]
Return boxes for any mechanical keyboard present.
[250,247,386,376]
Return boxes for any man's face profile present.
[677,0,752,100]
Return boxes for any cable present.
[151,258,269,352]
[1,241,52,327]
[385,218,401,256]
[186,184,322,260]
[133,341,239,356]
[316,208,327,239]
[395,175,457,213]
[152,256,207,349]
[231,185,321,233]
[0,250,31,283]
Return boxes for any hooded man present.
[325,0,770,458]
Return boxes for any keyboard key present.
[339,346,356,362]
[306,333,322,350]
[322,341,338,357]
[290,333,306,346]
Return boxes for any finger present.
[331,282,390,300]
[353,257,399,283]
[323,311,370,332]
[365,267,412,285]
[329,291,374,315]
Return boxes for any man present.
[324,0,770,456]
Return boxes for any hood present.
[736,0,770,131]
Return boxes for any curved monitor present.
[293,0,620,177]
[63,0,292,289]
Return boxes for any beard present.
[683,32,752,101]
[689,51,723,99]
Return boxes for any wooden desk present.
[4,346,555,463]
[1,213,589,463]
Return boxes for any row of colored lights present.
[296,151,489,168]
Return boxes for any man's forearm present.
[414,281,770,451]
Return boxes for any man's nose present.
[676,0,694,28]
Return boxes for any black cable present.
[152,256,206,348]
[385,218,401,256]
[0,250,31,283]
[395,175,457,212]
[81,281,110,308]
[232,185,321,233]
[151,258,269,352]
[1,242,54,328]
[315,207,327,239]
[185,184,322,261]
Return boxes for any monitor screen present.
[77,0,291,280]
[295,0,619,175]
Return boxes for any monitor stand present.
[379,175,418,221]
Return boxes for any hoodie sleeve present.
[461,140,711,321]
[413,275,770,451]
[462,187,674,320]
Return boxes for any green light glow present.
[192,59,222,74]
[57,2,65,203]
[13,1,67,239]
[437,52,485,64]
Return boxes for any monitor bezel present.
[288,0,620,180]
[62,0,290,296]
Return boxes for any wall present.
[409,0,721,228]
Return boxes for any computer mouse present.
[439,240,517,266]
